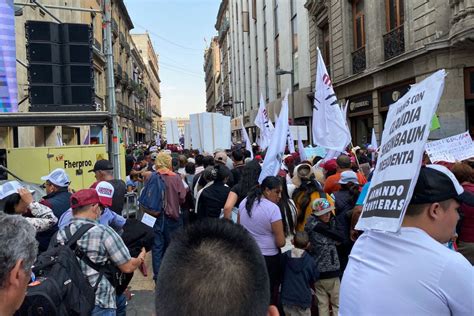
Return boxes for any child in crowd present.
[281,231,319,316]
[305,198,345,316]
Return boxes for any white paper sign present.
[141,213,157,228]
[165,120,180,144]
[290,126,308,141]
[189,112,231,153]
[425,132,474,163]
[356,70,446,232]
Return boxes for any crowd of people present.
[0,140,473,316]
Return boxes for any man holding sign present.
[340,70,474,315]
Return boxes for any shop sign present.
[348,94,372,113]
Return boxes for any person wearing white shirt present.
[340,165,474,316]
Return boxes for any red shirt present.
[459,183,474,242]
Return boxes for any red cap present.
[322,159,337,172]
[70,189,100,209]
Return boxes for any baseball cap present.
[339,171,359,185]
[312,198,335,216]
[411,164,474,206]
[70,189,100,209]
[215,151,228,164]
[41,168,70,187]
[95,181,114,208]
[0,181,34,200]
[89,160,113,173]
[321,159,337,172]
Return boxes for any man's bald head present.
[336,154,352,169]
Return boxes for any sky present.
[125,0,220,118]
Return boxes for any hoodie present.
[281,248,319,309]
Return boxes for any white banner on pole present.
[259,91,289,183]
[356,69,446,232]
[184,122,192,150]
[298,130,307,161]
[165,119,180,144]
[425,131,474,163]
[312,47,351,151]
[255,93,274,150]
[189,112,231,153]
[241,121,254,159]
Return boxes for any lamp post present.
[276,68,294,123]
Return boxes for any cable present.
[160,64,204,79]
[134,24,204,52]
[159,61,204,76]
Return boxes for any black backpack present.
[65,227,129,296]
[16,224,97,316]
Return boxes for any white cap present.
[0,181,34,200]
[95,181,114,208]
[41,168,70,187]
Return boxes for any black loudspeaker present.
[26,43,61,63]
[28,64,62,84]
[26,21,60,43]
[61,23,92,43]
[26,21,94,111]
[29,85,62,105]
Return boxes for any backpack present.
[65,226,130,296]
[138,172,166,215]
[16,224,97,316]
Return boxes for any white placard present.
[165,119,180,144]
[289,126,308,141]
[141,213,157,228]
[425,132,474,163]
[189,112,231,153]
[356,70,446,233]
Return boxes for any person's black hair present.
[340,182,361,206]
[156,219,270,316]
[245,176,281,217]
[312,156,323,166]
[214,164,231,183]
[126,148,132,155]
[195,154,204,166]
[326,169,337,178]
[136,155,145,162]
[292,177,325,225]
[336,154,351,169]
[277,176,295,237]
[143,150,150,157]
[185,162,196,175]
[3,193,21,214]
[237,160,261,198]
[172,157,179,172]
[243,150,251,159]
[232,150,244,162]
[202,156,215,168]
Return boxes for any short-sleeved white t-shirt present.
[340,227,474,316]
[239,197,282,256]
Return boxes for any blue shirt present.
[58,207,126,231]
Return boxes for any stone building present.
[204,37,221,113]
[214,0,312,141]
[305,0,474,145]
[132,33,162,140]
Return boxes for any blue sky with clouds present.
[124,0,220,118]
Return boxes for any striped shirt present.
[56,217,131,309]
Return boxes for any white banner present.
[189,112,231,153]
[259,91,289,183]
[287,126,295,153]
[290,126,308,141]
[356,69,446,232]
[312,47,351,151]
[184,122,192,150]
[241,121,254,159]
[165,119,180,144]
[297,130,307,161]
[425,131,474,163]
[255,93,274,150]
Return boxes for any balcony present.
[122,71,129,86]
[383,24,405,61]
[124,42,131,56]
[111,18,118,37]
[449,0,474,46]
[93,38,102,52]
[352,46,366,74]
[119,33,126,48]
[114,63,122,81]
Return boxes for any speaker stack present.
[26,21,95,112]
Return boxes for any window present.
[275,35,281,98]
[252,0,257,20]
[386,0,404,31]
[243,11,249,32]
[291,0,297,17]
[465,68,474,100]
[352,0,365,50]
[273,0,279,36]
[291,15,299,87]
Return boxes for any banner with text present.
[425,131,474,163]
[356,69,446,232]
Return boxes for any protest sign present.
[304,147,327,160]
[289,126,308,141]
[165,119,180,144]
[356,69,446,232]
[190,112,231,153]
[425,131,474,163]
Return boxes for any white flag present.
[312,48,351,151]
[259,91,289,183]
[241,121,254,159]
[370,128,378,163]
[287,126,295,153]
[298,130,307,161]
[254,93,274,150]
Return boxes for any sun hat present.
[0,181,35,200]
[312,198,334,216]
[338,170,359,185]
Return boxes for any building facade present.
[214,0,312,142]
[204,37,221,113]
[305,0,474,145]
[131,33,162,141]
